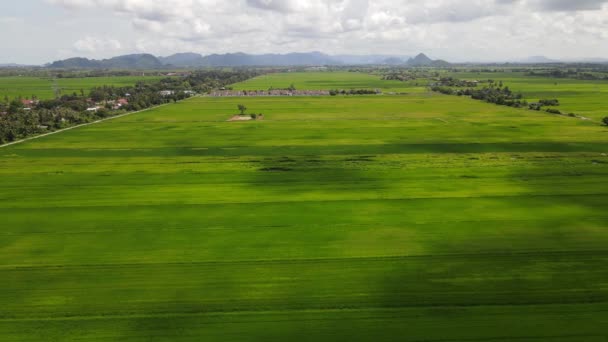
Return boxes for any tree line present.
[527,69,608,81]
[329,89,381,96]
[430,78,585,117]
[431,79,528,108]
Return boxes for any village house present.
[113,98,129,109]
[159,90,175,96]
[109,98,128,110]
[20,99,37,108]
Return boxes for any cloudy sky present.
[1,0,608,64]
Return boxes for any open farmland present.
[0,75,168,100]
[1,74,608,341]
[232,71,421,93]
[449,71,608,121]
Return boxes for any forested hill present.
[48,52,340,69]
[47,52,451,68]
[48,54,164,69]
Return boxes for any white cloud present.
[32,0,608,62]
[0,16,22,24]
[73,36,122,53]
[527,0,608,12]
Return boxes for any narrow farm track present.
[1,88,608,341]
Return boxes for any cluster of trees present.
[468,85,527,108]
[528,99,562,114]
[432,81,527,108]
[329,89,380,96]
[268,83,296,91]
[431,78,586,117]
[0,103,105,143]
[382,70,439,82]
[538,99,560,106]
[236,104,263,120]
[434,77,480,87]
[1,70,259,144]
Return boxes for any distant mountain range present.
[0,63,34,68]
[46,52,451,69]
[512,56,608,64]
[48,54,163,69]
[517,56,560,64]
[6,53,608,69]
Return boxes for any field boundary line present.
[0,102,173,149]
[2,304,607,323]
[3,248,608,271]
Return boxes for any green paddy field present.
[0,75,166,100]
[1,72,608,341]
[233,71,420,93]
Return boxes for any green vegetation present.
[432,79,527,108]
[0,71,257,144]
[232,71,420,93]
[445,71,608,121]
[1,72,608,341]
[329,88,380,95]
[0,75,168,100]
[527,68,608,81]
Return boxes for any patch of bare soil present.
[228,115,252,122]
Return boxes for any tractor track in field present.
[3,248,608,271]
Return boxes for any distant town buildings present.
[159,90,175,96]
[305,66,328,71]
[209,89,331,97]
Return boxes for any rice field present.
[232,71,421,93]
[450,71,608,121]
[1,73,607,341]
[0,75,167,100]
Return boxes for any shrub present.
[603,117,608,126]
[539,99,560,106]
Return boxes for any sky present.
[1,0,608,65]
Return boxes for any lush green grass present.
[0,76,54,100]
[450,71,608,121]
[232,71,422,93]
[0,75,167,100]
[1,76,608,341]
